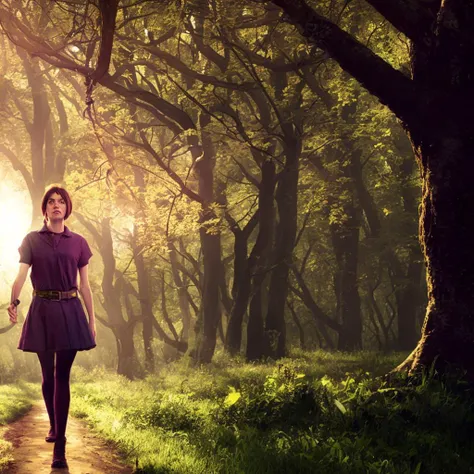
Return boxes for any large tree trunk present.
[397,5,474,373]
[191,113,222,363]
[400,137,474,373]
[247,160,276,360]
[264,138,300,358]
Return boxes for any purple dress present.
[17,225,96,353]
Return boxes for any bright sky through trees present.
[0,174,31,296]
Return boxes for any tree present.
[0,44,71,227]
[0,0,432,363]
[270,0,474,375]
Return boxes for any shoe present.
[45,427,56,443]
[51,459,68,469]
[51,437,68,469]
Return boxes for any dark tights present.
[37,350,77,440]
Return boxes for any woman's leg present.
[54,349,77,441]
[36,351,55,435]
[52,349,77,467]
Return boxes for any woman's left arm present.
[78,264,96,340]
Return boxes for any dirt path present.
[4,403,133,474]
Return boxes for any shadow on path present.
[4,403,133,474]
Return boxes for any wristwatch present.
[12,299,20,307]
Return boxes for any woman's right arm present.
[7,263,31,324]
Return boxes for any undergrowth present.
[70,349,474,474]
[4,350,472,473]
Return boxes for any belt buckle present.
[50,291,61,301]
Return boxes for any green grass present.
[70,350,436,473]
[4,350,472,473]
[0,382,39,472]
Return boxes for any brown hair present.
[41,185,72,224]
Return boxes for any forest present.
[1,1,474,473]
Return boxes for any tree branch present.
[289,264,342,332]
[270,0,418,124]
[92,0,119,83]
[115,41,252,91]
[0,10,195,133]
[0,145,35,198]
[364,0,436,43]
[133,132,203,203]
[151,312,188,352]
[100,73,196,131]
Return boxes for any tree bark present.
[225,227,252,355]
[191,113,222,364]
[224,207,259,355]
[397,2,474,374]
[194,217,221,363]
[168,241,192,341]
[399,136,474,373]
[133,230,155,373]
[247,160,276,361]
[115,323,138,378]
[331,200,363,351]
[264,136,301,359]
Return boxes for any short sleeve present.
[78,237,93,268]
[18,234,32,265]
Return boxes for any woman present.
[7,185,96,469]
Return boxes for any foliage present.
[3,352,472,473]
[0,0,423,371]
[68,350,474,474]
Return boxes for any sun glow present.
[0,180,31,293]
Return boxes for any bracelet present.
[12,299,20,307]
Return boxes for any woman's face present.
[45,192,67,222]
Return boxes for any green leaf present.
[334,399,347,414]
[224,391,241,407]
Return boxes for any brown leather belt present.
[34,290,78,301]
